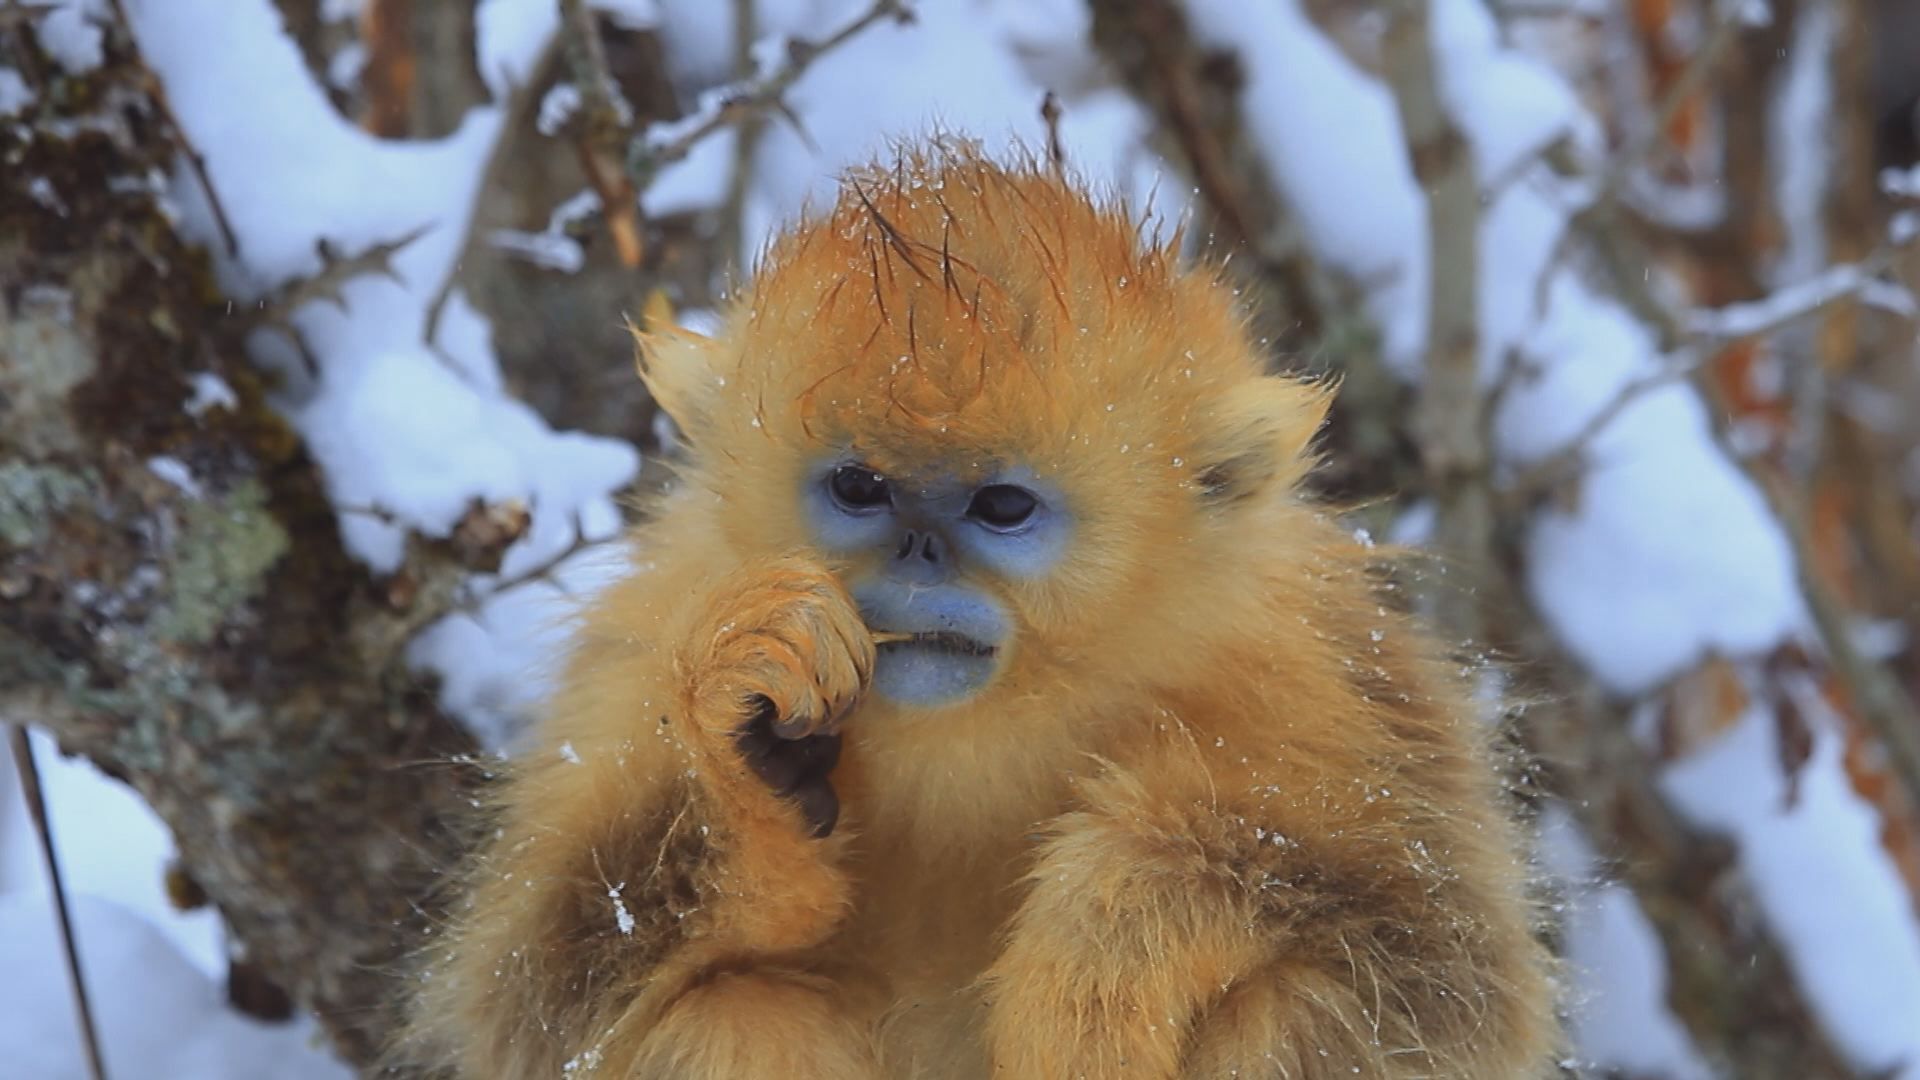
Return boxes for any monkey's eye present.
[828,464,892,513]
[966,484,1039,530]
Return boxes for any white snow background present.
[3,0,1918,1076]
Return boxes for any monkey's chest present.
[832,837,1029,1077]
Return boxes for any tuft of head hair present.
[635,139,1330,509]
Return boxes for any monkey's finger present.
[734,722,800,793]
[770,690,830,739]
[786,731,843,776]
[733,698,807,790]
[821,689,862,736]
[791,778,839,839]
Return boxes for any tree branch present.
[625,0,914,190]
[1381,0,1493,642]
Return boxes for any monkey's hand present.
[680,556,875,840]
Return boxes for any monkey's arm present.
[403,556,881,1079]
[982,727,1556,1080]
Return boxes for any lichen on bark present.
[1,17,480,1074]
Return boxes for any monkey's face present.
[800,456,1071,706]
[637,147,1331,712]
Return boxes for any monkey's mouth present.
[876,631,998,658]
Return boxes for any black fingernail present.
[770,712,812,739]
[744,694,777,727]
[795,780,839,839]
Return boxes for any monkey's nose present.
[889,529,951,583]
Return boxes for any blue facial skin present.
[802,457,1071,707]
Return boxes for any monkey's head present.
[639,141,1330,714]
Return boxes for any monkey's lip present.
[873,630,999,658]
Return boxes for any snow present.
[738,0,1153,271]
[0,735,354,1076]
[1179,3,1912,1073]
[1537,804,1716,1080]
[642,128,736,218]
[1181,0,1429,368]
[325,41,367,92]
[597,0,664,32]
[474,0,561,96]
[608,883,636,935]
[1503,278,1805,693]
[650,0,813,89]
[183,372,238,418]
[1886,164,1920,200]
[489,226,588,273]
[1430,0,1584,185]
[0,731,224,980]
[0,891,349,1080]
[407,539,631,752]
[537,81,583,136]
[1691,258,1916,339]
[0,67,33,117]
[123,0,640,578]
[146,455,203,498]
[1664,704,1920,1079]
[34,0,106,75]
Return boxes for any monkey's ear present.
[627,313,721,442]
[1192,377,1334,507]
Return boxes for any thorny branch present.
[558,0,643,267]
[252,227,429,326]
[624,0,915,190]
[1509,221,1920,503]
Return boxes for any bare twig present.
[1592,0,1748,213]
[467,514,602,608]
[718,0,765,274]
[8,726,108,1080]
[103,0,239,259]
[1382,0,1491,642]
[558,0,642,267]
[1721,395,1920,812]
[1685,243,1918,340]
[1040,91,1066,173]
[1086,0,1339,348]
[1504,352,1705,503]
[422,33,563,344]
[0,2,58,32]
[275,227,429,316]
[1515,219,1920,503]
[393,513,609,652]
[1535,0,1750,312]
[625,0,914,188]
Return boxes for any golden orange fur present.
[397,141,1560,1078]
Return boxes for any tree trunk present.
[0,22,476,1071]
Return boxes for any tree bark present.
[0,22,477,1071]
